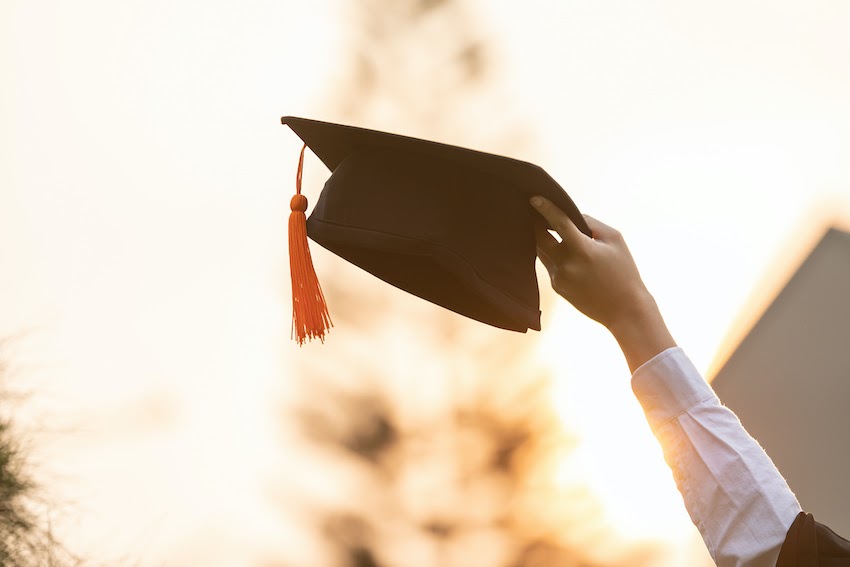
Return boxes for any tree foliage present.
[0,350,82,567]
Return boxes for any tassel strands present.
[289,143,332,345]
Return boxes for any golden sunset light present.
[3,1,850,566]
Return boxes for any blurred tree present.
[284,1,665,565]
[295,358,595,567]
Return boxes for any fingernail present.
[530,196,543,207]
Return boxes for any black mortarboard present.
[282,116,590,343]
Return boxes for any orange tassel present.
[289,143,332,345]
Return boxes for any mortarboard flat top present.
[282,116,589,333]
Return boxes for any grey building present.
[712,227,850,536]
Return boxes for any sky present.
[2,1,850,565]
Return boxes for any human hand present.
[530,196,650,329]
[530,196,675,372]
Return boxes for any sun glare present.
[539,302,694,545]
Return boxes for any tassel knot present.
[290,194,308,213]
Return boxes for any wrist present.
[607,292,677,374]
[606,290,659,336]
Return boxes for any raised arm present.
[529,196,802,567]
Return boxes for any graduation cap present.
[282,116,590,344]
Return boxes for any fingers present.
[530,196,588,248]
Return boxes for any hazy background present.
[2,0,850,565]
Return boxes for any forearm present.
[632,348,802,567]
[608,290,800,565]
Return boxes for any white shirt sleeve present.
[631,347,802,567]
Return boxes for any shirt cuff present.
[631,346,716,432]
